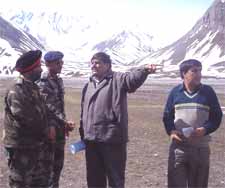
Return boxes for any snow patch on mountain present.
[0,9,155,76]
[1,1,225,78]
[0,38,19,76]
[138,0,225,78]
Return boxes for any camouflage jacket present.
[37,72,66,142]
[3,77,48,148]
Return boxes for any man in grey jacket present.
[79,52,156,188]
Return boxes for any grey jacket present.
[80,68,149,143]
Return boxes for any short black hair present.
[91,52,111,64]
[179,59,202,78]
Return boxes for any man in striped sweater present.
[163,59,222,188]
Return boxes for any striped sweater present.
[163,83,222,147]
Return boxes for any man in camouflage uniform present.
[38,51,74,188]
[3,50,53,188]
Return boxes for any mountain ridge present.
[138,0,225,77]
[0,0,225,77]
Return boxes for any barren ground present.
[0,78,225,188]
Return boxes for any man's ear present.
[181,71,185,79]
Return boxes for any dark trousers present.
[168,141,210,188]
[85,142,127,188]
[51,142,65,188]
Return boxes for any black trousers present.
[51,143,65,188]
[85,142,127,188]
[168,141,210,188]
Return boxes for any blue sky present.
[2,0,215,47]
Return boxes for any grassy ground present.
[0,78,225,187]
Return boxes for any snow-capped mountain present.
[139,0,225,78]
[0,16,44,52]
[0,9,154,76]
[0,16,44,75]
[1,0,225,78]
[93,30,153,68]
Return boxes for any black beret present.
[15,50,42,73]
[44,51,64,62]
